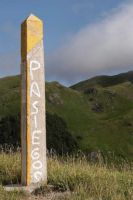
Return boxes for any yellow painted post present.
[21,14,47,186]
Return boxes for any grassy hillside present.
[0,75,20,118]
[1,72,133,159]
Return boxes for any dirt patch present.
[24,191,71,200]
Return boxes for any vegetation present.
[0,151,133,200]
[46,112,78,154]
[0,112,77,154]
[1,72,133,159]
[0,115,20,146]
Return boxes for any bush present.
[0,112,78,154]
[46,112,78,154]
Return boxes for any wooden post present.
[21,14,47,186]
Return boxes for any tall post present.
[21,14,47,186]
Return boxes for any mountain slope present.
[1,72,133,159]
[71,71,133,91]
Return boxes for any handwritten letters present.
[30,60,43,182]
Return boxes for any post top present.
[22,14,43,24]
[27,14,42,22]
[21,13,43,57]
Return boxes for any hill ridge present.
[70,70,133,91]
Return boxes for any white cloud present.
[47,2,133,85]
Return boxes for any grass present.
[0,150,133,200]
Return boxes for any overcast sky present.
[0,0,133,85]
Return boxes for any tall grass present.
[0,149,133,200]
[47,154,133,200]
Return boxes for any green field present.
[1,71,133,159]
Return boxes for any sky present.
[0,0,133,85]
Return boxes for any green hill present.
[71,71,133,90]
[1,71,133,159]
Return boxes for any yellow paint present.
[21,14,43,186]
[20,65,23,184]
[21,14,43,60]
[27,14,43,54]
